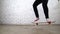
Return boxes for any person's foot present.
[46,19,52,24]
[34,18,39,22]
[47,21,51,24]
[34,18,39,25]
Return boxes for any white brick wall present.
[0,0,59,24]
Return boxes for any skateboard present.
[32,21,55,25]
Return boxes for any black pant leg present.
[42,0,49,19]
[33,0,42,18]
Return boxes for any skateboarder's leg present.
[33,0,42,25]
[33,0,42,21]
[42,0,49,19]
[42,0,52,24]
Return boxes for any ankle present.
[46,18,51,22]
[35,18,39,21]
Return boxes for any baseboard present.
[0,23,60,26]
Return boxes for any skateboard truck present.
[36,23,38,25]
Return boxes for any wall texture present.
[0,0,60,24]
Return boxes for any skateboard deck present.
[32,21,56,25]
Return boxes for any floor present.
[0,24,60,34]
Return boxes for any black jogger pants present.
[33,0,49,19]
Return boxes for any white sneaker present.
[46,19,55,24]
[33,18,39,25]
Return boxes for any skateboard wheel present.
[36,23,38,25]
